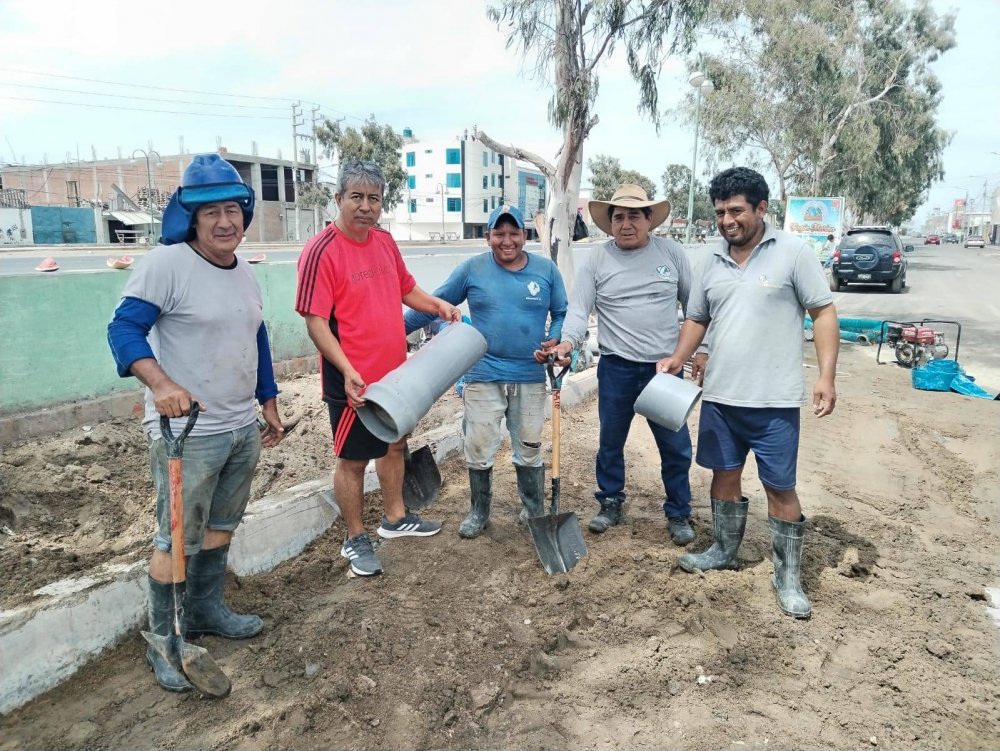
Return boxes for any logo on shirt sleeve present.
[527,281,540,297]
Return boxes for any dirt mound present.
[2,347,998,750]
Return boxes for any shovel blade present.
[141,630,231,698]
[403,445,441,511]
[526,512,588,575]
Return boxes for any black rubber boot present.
[677,497,749,572]
[459,468,492,538]
[769,515,811,619]
[588,496,624,533]
[185,544,263,639]
[515,465,546,523]
[146,576,192,693]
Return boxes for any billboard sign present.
[783,196,845,261]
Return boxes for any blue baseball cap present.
[487,203,525,230]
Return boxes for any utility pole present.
[291,102,303,242]
[311,105,321,233]
[981,180,989,238]
[437,182,447,243]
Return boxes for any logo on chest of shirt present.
[526,281,541,297]
[758,273,782,289]
[655,265,673,281]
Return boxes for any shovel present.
[402,442,441,511]
[527,355,588,575]
[141,404,232,698]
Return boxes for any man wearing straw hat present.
[549,184,700,545]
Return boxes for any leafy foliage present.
[295,182,332,209]
[687,0,954,222]
[588,154,657,200]
[315,115,408,210]
[661,163,712,222]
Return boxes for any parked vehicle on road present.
[944,233,960,244]
[830,226,911,293]
[925,234,941,245]
[964,235,985,248]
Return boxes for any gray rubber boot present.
[459,468,492,538]
[185,544,263,639]
[769,515,811,619]
[146,576,192,693]
[588,496,624,533]
[677,497,749,572]
[515,465,546,523]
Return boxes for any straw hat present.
[588,184,671,236]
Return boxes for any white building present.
[388,129,547,242]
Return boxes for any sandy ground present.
[1,345,998,750]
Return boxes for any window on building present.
[446,173,462,188]
[446,148,461,165]
[491,196,496,209]
[424,149,433,154]
[260,165,279,201]
[405,151,415,167]
[408,175,416,189]
[425,173,433,178]
[482,199,488,213]
[447,197,462,212]
[492,152,497,164]
[482,175,488,190]
[425,197,434,203]
[482,152,488,167]
[409,199,417,213]
[491,173,496,188]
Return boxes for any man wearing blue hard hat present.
[405,204,568,538]
[108,153,286,692]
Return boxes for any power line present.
[0,95,287,119]
[0,81,288,110]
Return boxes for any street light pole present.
[437,182,447,244]
[685,73,714,244]
[131,148,162,243]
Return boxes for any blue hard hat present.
[161,154,255,245]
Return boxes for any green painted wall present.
[0,264,312,415]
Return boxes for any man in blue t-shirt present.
[405,205,568,538]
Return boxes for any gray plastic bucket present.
[633,373,702,432]
[356,322,487,443]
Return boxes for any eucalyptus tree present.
[588,154,657,201]
[475,0,705,291]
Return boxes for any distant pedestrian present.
[405,204,568,539]
[822,233,836,267]
[657,167,839,619]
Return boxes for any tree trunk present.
[547,123,583,295]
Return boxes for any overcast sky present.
[1,0,996,223]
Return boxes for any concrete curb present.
[0,356,318,445]
[0,370,598,715]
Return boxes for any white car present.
[964,236,985,248]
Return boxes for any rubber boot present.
[185,544,263,639]
[459,468,492,538]
[146,576,192,693]
[588,496,624,533]
[515,464,546,523]
[769,515,811,618]
[677,497,749,572]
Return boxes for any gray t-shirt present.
[121,243,264,438]
[687,224,833,407]
[562,235,692,363]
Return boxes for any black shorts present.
[327,401,389,461]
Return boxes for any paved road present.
[831,241,1000,387]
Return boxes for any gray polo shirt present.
[687,224,833,407]
[562,235,692,363]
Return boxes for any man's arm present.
[808,302,838,417]
[255,323,284,447]
[656,318,711,374]
[303,314,367,408]
[550,252,596,360]
[403,264,468,334]
[402,286,462,323]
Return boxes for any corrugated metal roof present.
[105,211,160,225]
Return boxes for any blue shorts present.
[695,402,800,490]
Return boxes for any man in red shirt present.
[296,160,460,576]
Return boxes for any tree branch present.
[471,126,556,179]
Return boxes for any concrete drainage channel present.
[0,368,598,715]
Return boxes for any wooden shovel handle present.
[169,457,186,586]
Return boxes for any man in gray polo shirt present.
[550,183,699,546]
[658,167,839,619]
